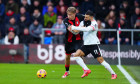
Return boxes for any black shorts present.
[80,44,102,58]
[65,41,83,54]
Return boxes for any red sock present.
[65,65,70,71]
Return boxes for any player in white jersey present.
[68,10,117,79]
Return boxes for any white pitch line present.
[117,65,137,84]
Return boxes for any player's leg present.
[97,57,117,79]
[62,43,73,78]
[62,53,71,78]
[91,45,117,79]
[74,49,89,70]
[97,57,116,74]
[74,43,90,71]
[74,47,91,78]
[65,54,71,71]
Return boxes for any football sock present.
[74,57,89,70]
[65,65,70,71]
[101,61,115,74]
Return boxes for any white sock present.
[101,61,115,75]
[74,57,89,70]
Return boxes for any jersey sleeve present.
[71,21,98,32]
[89,22,98,31]
[63,19,69,28]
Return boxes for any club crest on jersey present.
[76,21,79,24]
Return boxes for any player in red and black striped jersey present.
[63,14,84,53]
[62,7,91,78]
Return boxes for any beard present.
[84,20,91,27]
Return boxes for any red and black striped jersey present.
[63,14,84,43]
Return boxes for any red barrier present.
[29,44,76,64]
[0,44,24,63]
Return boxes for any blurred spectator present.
[109,4,118,16]
[21,0,31,5]
[19,15,29,35]
[29,19,42,43]
[95,0,109,21]
[0,0,5,21]
[44,30,52,44]
[30,0,42,14]
[131,7,140,28]
[97,19,105,44]
[42,1,57,16]
[120,1,130,17]
[105,18,117,44]
[109,4,117,12]
[4,8,17,23]
[57,6,67,18]
[105,11,116,23]
[4,31,19,45]
[20,27,32,63]
[134,0,140,7]
[130,0,140,16]
[0,0,5,38]
[76,7,80,14]
[31,9,43,23]
[52,16,66,44]
[80,0,94,14]
[17,6,30,25]
[118,18,130,44]
[44,6,57,27]
[117,10,130,27]
[119,10,126,19]
[56,0,67,16]
[134,18,140,45]
[20,27,32,46]
[46,21,54,28]
[5,17,19,35]
[71,0,79,7]
[20,0,31,12]
[5,0,19,14]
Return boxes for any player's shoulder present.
[80,21,84,25]
[80,21,84,24]
[63,17,69,23]
[91,19,98,25]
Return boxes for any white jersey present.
[71,20,100,45]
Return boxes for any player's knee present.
[76,49,85,56]
[97,57,104,63]
[74,53,80,57]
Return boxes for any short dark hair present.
[85,10,94,16]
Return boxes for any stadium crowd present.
[0,0,140,45]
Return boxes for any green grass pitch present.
[0,63,130,84]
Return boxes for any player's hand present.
[73,30,79,33]
[68,25,72,31]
